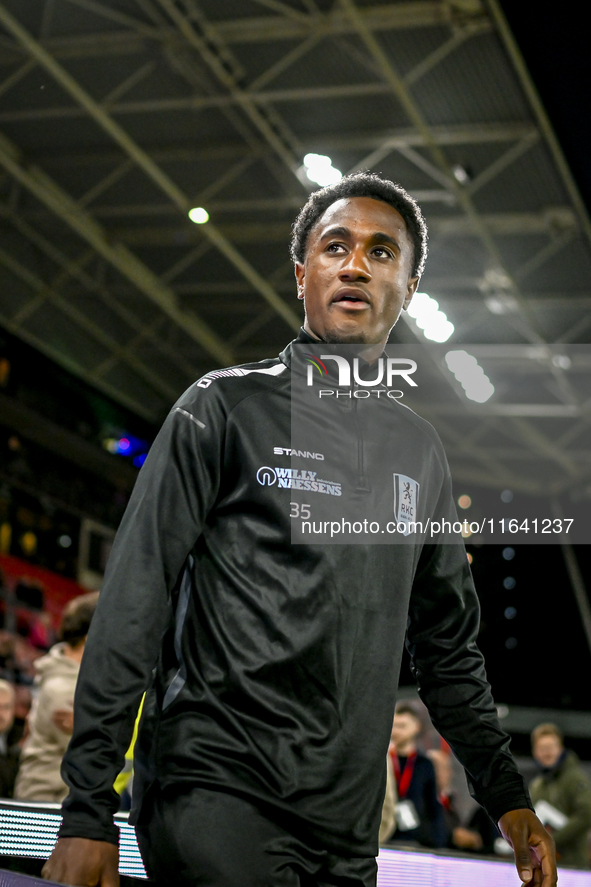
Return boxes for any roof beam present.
[0,83,397,121]
[0,2,301,336]
[467,130,540,196]
[514,230,577,283]
[24,207,570,242]
[0,205,205,383]
[508,416,582,482]
[217,2,490,43]
[0,127,234,366]
[0,245,181,403]
[338,0,549,346]
[484,0,591,250]
[0,55,35,97]
[425,411,531,490]
[431,208,577,237]
[0,2,491,64]
[154,0,303,172]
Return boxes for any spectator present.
[530,722,591,869]
[0,678,19,797]
[389,702,447,848]
[0,628,39,684]
[14,591,99,802]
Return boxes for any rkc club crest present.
[393,474,420,536]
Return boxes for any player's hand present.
[42,837,119,886]
[498,808,557,886]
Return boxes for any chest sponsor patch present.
[256,466,341,496]
[393,474,420,535]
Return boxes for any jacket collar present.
[279,328,388,385]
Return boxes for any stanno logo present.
[274,447,324,460]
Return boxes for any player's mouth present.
[332,288,370,309]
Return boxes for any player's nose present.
[338,246,371,280]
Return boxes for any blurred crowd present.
[2,582,591,872]
[381,700,591,870]
[0,589,99,803]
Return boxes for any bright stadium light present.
[188,206,209,224]
[406,292,454,342]
[445,350,495,403]
[303,153,342,186]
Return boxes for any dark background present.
[499,2,591,214]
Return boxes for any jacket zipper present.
[353,390,370,492]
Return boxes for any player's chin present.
[322,321,374,345]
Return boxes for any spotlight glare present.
[445,350,494,402]
[303,153,342,186]
[407,292,454,342]
[188,206,209,224]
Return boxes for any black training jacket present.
[59,332,531,855]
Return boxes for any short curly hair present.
[290,172,428,278]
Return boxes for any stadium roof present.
[0,0,590,502]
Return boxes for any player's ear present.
[295,262,305,300]
[403,276,419,310]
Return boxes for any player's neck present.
[301,323,386,364]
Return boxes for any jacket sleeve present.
[406,469,532,825]
[58,386,225,844]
